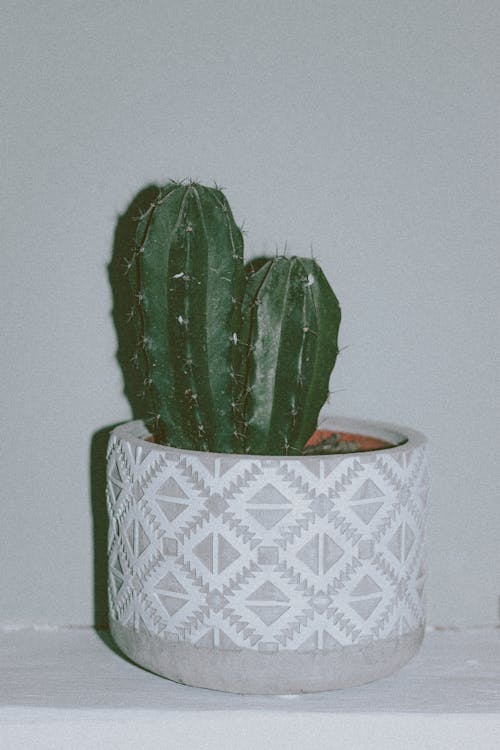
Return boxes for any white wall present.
[2,0,499,628]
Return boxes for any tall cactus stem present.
[131,182,245,451]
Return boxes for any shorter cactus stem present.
[234,255,341,455]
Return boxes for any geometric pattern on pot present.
[107,420,430,652]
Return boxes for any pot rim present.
[111,415,427,461]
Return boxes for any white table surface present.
[1,626,499,749]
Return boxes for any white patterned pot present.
[106,416,430,694]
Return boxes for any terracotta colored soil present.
[305,429,392,451]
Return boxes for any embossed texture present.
[107,418,430,691]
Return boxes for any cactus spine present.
[234,256,341,455]
[131,182,245,452]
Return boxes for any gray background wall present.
[2,0,499,629]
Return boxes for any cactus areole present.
[129,180,342,456]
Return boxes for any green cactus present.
[234,256,341,455]
[127,179,341,456]
[130,181,245,452]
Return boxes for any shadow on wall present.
[90,184,158,630]
[109,183,159,417]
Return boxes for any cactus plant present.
[130,181,245,452]
[129,180,341,456]
[233,256,341,455]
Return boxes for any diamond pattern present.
[107,421,430,651]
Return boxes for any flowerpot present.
[106,416,430,694]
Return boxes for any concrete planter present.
[106,416,430,693]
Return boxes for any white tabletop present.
[1,626,499,749]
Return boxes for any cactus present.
[233,256,341,455]
[130,181,245,452]
[127,179,341,456]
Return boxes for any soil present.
[303,429,395,454]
